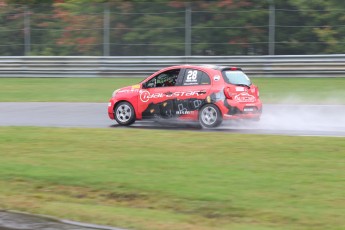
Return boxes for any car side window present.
[182,69,211,86]
[200,72,211,85]
[146,69,180,88]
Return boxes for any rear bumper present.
[223,113,261,120]
[219,99,262,120]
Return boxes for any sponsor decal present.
[193,100,202,108]
[213,75,220,81]
[176,110,193,115]
[117,89,139,94]
[140,90,153,102]
[177,103,187,114]
[234,92,256,102]
[236,87,245,92]
[139,90,201,102]
[142,98,203,119]
[244,107,254,112]
[185,70,198,83]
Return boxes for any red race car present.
[108,65,262,128]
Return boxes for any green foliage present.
[112,1,185,55]
[0,0,344,55]
[0,4,25,55]
[5,0,54,4]
[290,0,345,54]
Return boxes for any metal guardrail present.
[1,55,345,77]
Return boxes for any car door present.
[174,68,212,116]
[138,68,183,119]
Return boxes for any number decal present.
[186,70,198,82]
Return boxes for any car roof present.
[167,64,242,71]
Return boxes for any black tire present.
[198,104,222,128]
[114,102,136,126]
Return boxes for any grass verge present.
[0,77,344,104]
[0,127,344,230]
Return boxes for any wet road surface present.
[0,211,125,230]
[0,102,344,137]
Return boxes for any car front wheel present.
[114,102,136,126]
[199,104,222,128]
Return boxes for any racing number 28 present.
[186,70,198,81]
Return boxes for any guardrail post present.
[24,6,31,56]
[103,2,110,56]
[185,2,192,56]
[268,0,275,55]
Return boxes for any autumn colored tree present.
[112,1,185,55]
[51,1,103,55]
[0,1,26,55]
[190,0,269,55]
[0,0,344,55]
[289,0,345,54]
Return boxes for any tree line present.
[0,0,344,56]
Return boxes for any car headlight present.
[112,89,119,97]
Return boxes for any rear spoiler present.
[225,67,243,71]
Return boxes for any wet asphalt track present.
[0,102,344,229]
[0,211,125,230]
[0,102,344,137]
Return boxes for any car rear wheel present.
[114,102,136,126]
[199,104,222,128]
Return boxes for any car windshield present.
[222,70,252,87]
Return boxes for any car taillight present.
[224,87,234,99]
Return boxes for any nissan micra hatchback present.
[108,65,262,128]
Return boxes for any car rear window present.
[222,70,252,87]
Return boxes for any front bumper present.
[108,100,115,119]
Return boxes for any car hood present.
[113,84,141,97]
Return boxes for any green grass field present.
[0,77,344,229]
[0,127,344,230]
[0,77,344,104]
